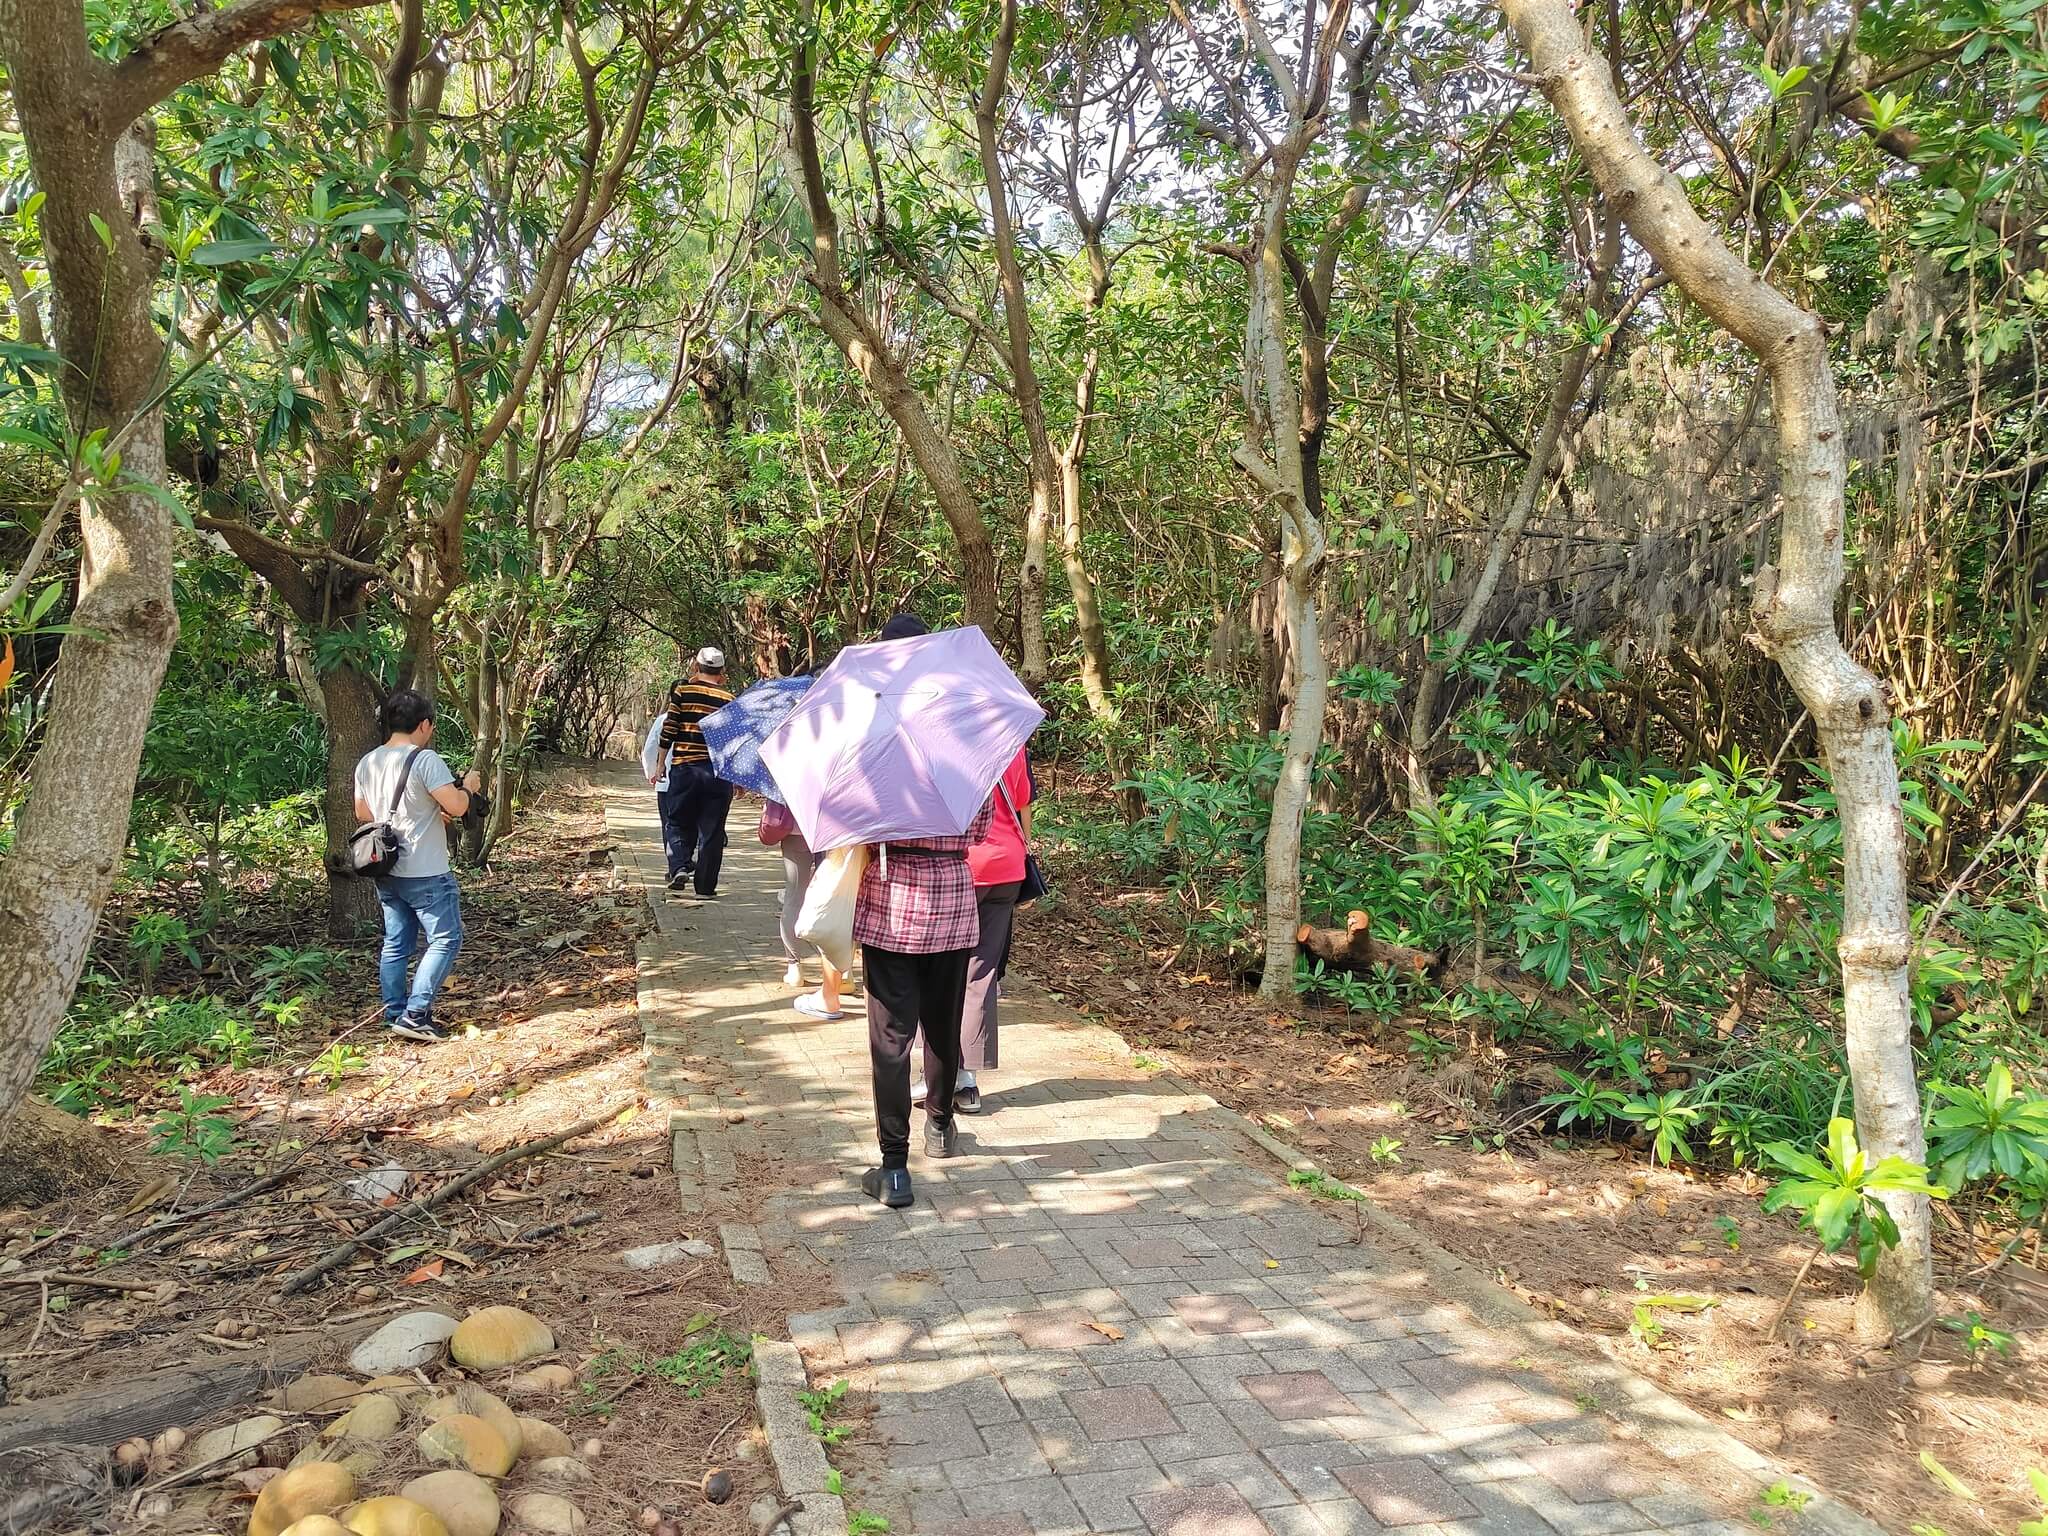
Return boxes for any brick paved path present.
[604,771,1857,1536]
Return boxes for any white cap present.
[696,646,726,670]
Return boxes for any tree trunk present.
[786,11,1000,638]
[1239,142,1333,1003]
[0,120,180,1128]
[323,664,382,938]
[0,0,383,1130]
[1500,0,1933,1334]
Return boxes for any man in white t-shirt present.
[352,688,483,1041]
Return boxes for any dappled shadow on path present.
[602,764,1844,1536]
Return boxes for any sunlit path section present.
[602,767,1873,1536]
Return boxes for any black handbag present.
[347,746,426,878]
[998,781,1050,905]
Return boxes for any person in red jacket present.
[915,747,1030,1115]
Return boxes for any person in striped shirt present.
[652,646,735,897]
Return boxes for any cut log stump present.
[1295,910,1443,980]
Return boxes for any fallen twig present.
[1766,1243,1825,1338]
[759,1498,803,1536]
[511,1210,602,1243]
[102,1161,308,1257]
[280,1102,632,1295]
[0,1272,168,1295]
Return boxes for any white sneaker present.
[784,962,803,987]
[794,992,842,1020]
[910,1079,927,1107]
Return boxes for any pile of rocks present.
[155,1306,605,1536]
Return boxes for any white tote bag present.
[639,715,665,783]
[795,844,869,974]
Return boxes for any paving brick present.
[972,1245,1060,1283]
[835,1318,928,1364]
[922,1520,1034,1536]
[1012,1308,1128,1350]
[1333,1458,1478,1525]
[1518,1442,1655,1502]
[1160,1452,1301,1511]
[1402,1357,1527,1405]
[1134,1483,1274,1536]
[877,1406,985,1466]
[1173,1294,1274,1335]
[1114,1235,1197,1269]
[1243,1372,1361,1422]
[1062,1467,1175,1532]
[1066,1384,1183,1441]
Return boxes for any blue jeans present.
[377,873,464,1020]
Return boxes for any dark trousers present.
[923,881,1019,1082]
[658,763,733,893]
[864,942,970,1169]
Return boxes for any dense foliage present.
[5,0,2048,1303]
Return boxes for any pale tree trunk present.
[1500,0,1932,1334]
[1186,0,1349,1000]
[1239,147,1333,1000]
[0,0,382,1128]
[786,10,1000,636]
[1056,242,1116,719]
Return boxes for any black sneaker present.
[861,1167,913,1208]
[925,1120,959,1159]
[955,1084,982,1115]
[389,1011,449,1043]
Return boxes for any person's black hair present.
[379,687,435,736]
[877,611,928,641]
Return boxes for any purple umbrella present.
[760,626,1043,851]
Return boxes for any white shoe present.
[794,992,842,1020]
[784,962,803,987]
[910,1079,927,1107]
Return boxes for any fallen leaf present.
[1264,1259,1280,1270]
[120,1172,179,1216]
[404,1258,446,1284]
[1919,1450,1975,1500]
[1085,1321,1124,1342]
[448,1083,477,1101]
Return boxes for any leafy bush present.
[1761,1118,1948,1277]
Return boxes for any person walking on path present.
[853,796,995,1209]
[759,797,846,1018]
[653,646,735,898]
[353,688,484,1042]
[918,745,1031,1114]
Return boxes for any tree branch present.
[109,0,387,124]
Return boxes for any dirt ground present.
[1012,878,2048,1535]
[0,768,778,1535]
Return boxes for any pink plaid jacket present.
[853,799,995,954]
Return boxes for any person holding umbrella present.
[760,614,1042,1209]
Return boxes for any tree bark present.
[1500,0,1933,1334]
[0,0,381,1128]
[1240,134,1335,1001]
[322,662,383,937]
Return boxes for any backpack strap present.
[388,746,427,817]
